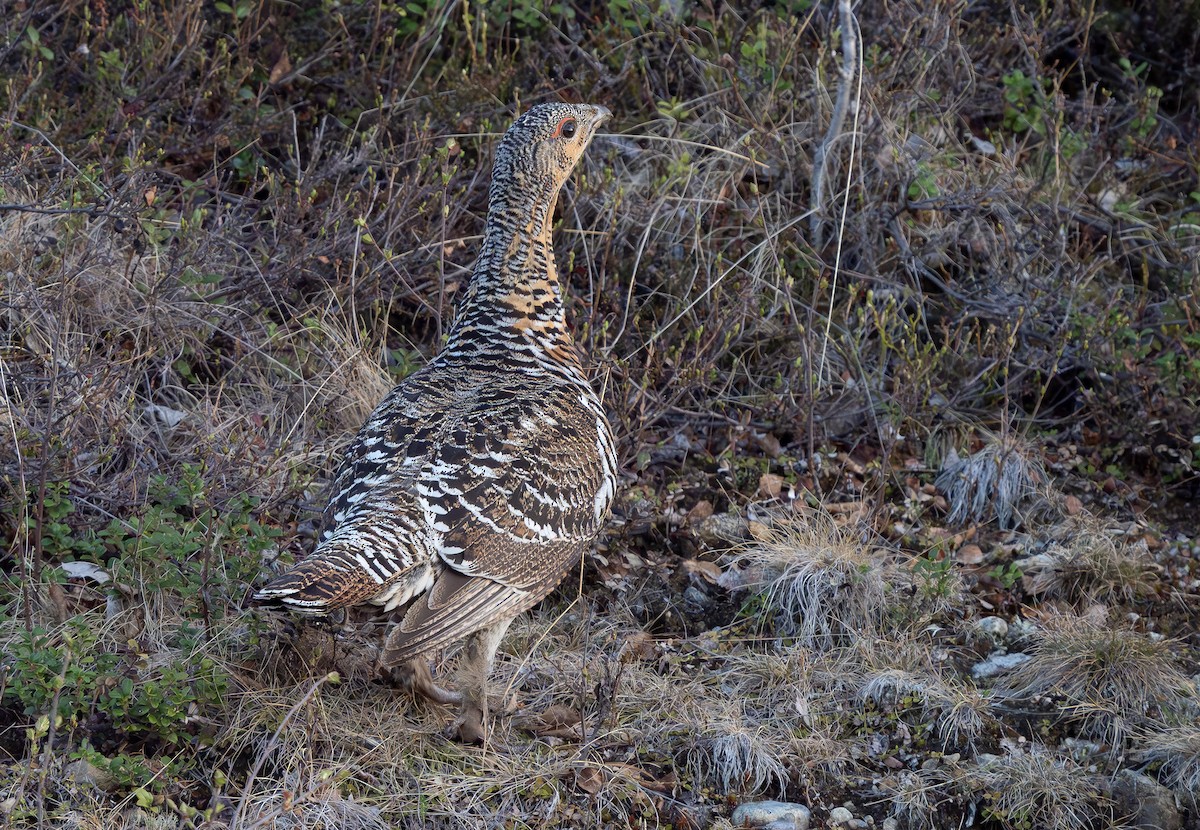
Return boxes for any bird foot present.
[450,705,487,745]
[382,659,463,707]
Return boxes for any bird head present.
[488,102,612,217]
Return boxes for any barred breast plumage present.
[255,103,618,743]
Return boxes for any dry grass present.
[884,766,960,830]
[1135,725,1200,808]
[935,435,1047,530]
[1018,516,1162,604]
[849,638,995,752]
[2,0,1199,826]
[722,512,890,649]
[967,745,1114,830]
[998,609,1198,750]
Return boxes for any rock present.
[1005,617,1038,646]
[970,651,1031,680]
[882,819,899,830]
[64,758,118,790]
[682,585,711,616]
[731,800,811,830]
[828,806,853,826]
[697,513,751,544]
[974,615,1008,646]
[1112,770,1182,830]
[1062,737,1103,760]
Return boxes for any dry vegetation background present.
[1,0,1199,828]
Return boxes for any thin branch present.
[0,203,124,219]
[809,0,860,250]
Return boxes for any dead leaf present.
[685,499,714,524]
[1064,494,1083,515]
[269,49,292,85]
[757,472,784,499]
[539,704,582,729]
[143,186,156,207]
[48,581,69,624]
[956,544,984,565]
[62,560,111,584]
[681,558,722,584]
[619,631,659,662]
[748,520,772,541]
[575,766,603,795]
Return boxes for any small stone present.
[731,800,811,830]
[1005,617,1038,645]
[697,513,751,544]
[1112,770,1182,830]
[974,616,1008,645]
[1062,737,1102,759]
[970,651,1031,680]
[882,819,899,830]
[829,806,854,826]
[64,759,118,791]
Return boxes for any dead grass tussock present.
[935,434,1047,530]
[687,709,789,796]
[1135,725,1200,806]
[967,745,1114,830]
[850,637,994,751]
[1000,609,1198,748]
[885,766,959,830]
[1019,516,1161,604]
[725,511,890,649]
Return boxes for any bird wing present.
[379,378,614,664]
[426,379,614,590]
[380,561,573,666]
[318,370,442,541]
[261,368,614,632]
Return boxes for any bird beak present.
[590,105,613,131]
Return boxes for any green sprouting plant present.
[24,25,54,61]
[914,546,956,599]
[214,0,255,20]
[908,160,939,199]
[608,0,662,36]
[1002,69,1047,136]
[1129,85,1163,139]
[71,742,159,792]
[989,562,1023,590]
[6,621,117,726]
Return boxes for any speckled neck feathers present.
[446,124,576,365]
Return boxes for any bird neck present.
[445,186,579,364]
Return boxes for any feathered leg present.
[453,618,514,744]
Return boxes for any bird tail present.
[254,549,383,615]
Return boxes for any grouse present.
[255,103,618,743]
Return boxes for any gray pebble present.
[829,806,854,826]
[974,615,1008,645]
[971,651,1031,680]
[1112,769,1182,830]
[731,800,811,830]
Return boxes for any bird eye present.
[553,117,578,139]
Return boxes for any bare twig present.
[0,203,123,219]
[809,0,860,251]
